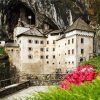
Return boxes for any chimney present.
[43,23,49,32]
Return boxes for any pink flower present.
[60,80,71,89]
[60,64,97,89]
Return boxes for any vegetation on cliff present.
[83,55,100,71]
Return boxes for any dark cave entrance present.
[7,1,35,33]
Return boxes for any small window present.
[40,41,44,44]
[81,38,84,43]
[72,39,74,43]
[59,54,60,56]
[53,48,55,51]
[46,48,48,51]
[72,61,74,64]
[28,55,33,59]
[47,61,49,64]
[80,57,83,62]
[7,49,10,52]
[11,49,13,52]
[65,43,66,45]
[52,63,55,65]
[81,49,84,54]
[40,48,44,52]
[28,39,32,43]
[68,62,70,64]
[35,40,39,44]
[72,49,74,54]
[53,40,55,44]
[68,40,70,44]
[28,47,32,51]
[59,62,60,64]
[65,62,67,64]
[47,41,49,44]
[40,55,44,59]
[46,55,48,59]
[68,50,70,54]
[65,53,66,55]
[53,55,55,59]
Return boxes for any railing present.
[0,77,19,89]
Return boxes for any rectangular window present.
[40,55,44,59]
[81,38,84,43]
[53,40,55,44]
[28,39,32,43]
[40,48,44,52]
[68,40,70,44]
[28,54,33,59]
[53,48,55,51]
[81,49,84,54]
[40,41,44,44]
[72,61,74,64]
[53,55,55,59]
[28,47,32,51]
[11,49,13,52]
[68,50,70,54]
[72,49,74,54]
[72,39,74,43]
[47,41,49,44]
[35,40,39,44]
[47,61,49,64]
[46,48,48,51]
[46,55,48,59]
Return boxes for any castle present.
[5,18,94,75]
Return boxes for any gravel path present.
[2,86,48,100]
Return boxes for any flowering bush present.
[60,65,97,89]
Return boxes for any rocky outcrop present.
[0,0,92,40]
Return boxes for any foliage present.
[27,76,100,100]
[0,47,5,54]
[60,65,96,89]
[83,56,100,71]
[0,54,18,84]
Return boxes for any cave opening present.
[7,1,35,33]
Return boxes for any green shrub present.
[83,56,100,71]
[27,76,100,100]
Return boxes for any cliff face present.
[0,0,96,40]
